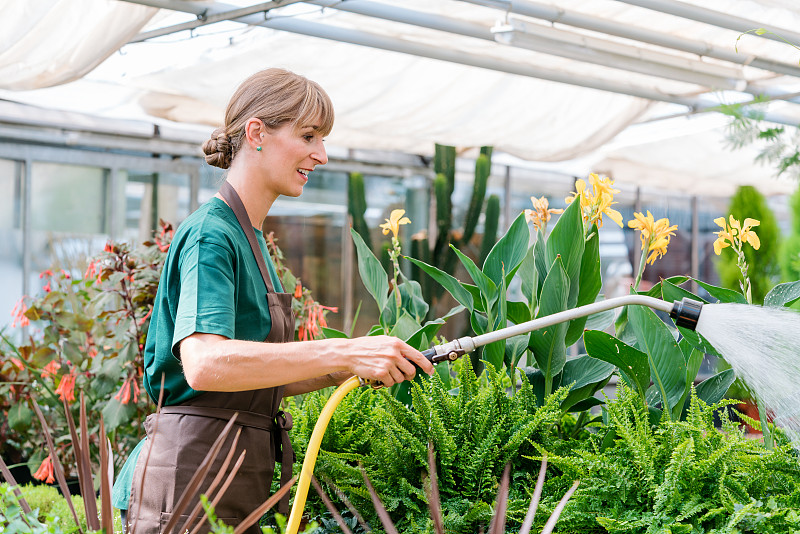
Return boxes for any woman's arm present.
[282,371,352,397]
[179,333,432,392]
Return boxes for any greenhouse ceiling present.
[2,0,800,195]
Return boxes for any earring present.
[256,146,262,151]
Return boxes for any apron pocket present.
[159,511,240,534]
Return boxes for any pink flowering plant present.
[0,221,174,477]
[1,222,333,481]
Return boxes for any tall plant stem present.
[735,243,773,449]
[633,242,648,291]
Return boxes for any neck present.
[218,169,277,229]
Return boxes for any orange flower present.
[524,196,563,231]
[114,376,141,405]
[10,358,24,371]
[138,308,153,326]
[84,260,97,280]
[33,455,55,484]
[294,281,303,300]
[42,360,61,379]
[55,369,77,403]
[10,298,30,328]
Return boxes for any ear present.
[244,118,266,149]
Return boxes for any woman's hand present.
[335,335,434,387]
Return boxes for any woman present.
[112,68,433,534]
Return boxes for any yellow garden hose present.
[285,375,362,534]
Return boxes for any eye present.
[303,134,314,142]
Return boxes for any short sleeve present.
[171,240,236,356]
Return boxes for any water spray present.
[285,295,703,533]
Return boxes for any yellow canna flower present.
[628,210,677,265]
[595,194,624,228]
[713,215,759,256]
[379,209,411,238]
[565,174,623,228]
[740,218,761,250]
[565,179,589,208]
[589,173,620,202]
[524,195,563,231]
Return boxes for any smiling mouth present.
[297,169,310,179]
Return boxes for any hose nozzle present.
[670,297,703,331]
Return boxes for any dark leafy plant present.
[1,223,331,479]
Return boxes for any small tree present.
[780,183,800,281]
[716,185,781,304]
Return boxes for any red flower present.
[10,358,24,371]
[138,308,153,326]
[294,281,303,300]
[43,282,51,293]
[39,269,53,279]
[84,260,96,280]
[10,298,30,328]
[33,455,55,484]
[114,376,141,405]
[42,360,61,379]
[55,369,77,403]
[104,242,113,253]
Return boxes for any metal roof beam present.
[457,0,800,79]
[125,0,208,16]
[615,0,800,47]
[117,0,800,126]
[131,0,306,42]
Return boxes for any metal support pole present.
[189,167,200,213]
[343,215,354,336]
[632,186,641,282]
[22,159,32,301]
[691,195,699,294]
[503,165,512,232]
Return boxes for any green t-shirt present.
[112,197,283,510]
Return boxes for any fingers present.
[346,336,435,387]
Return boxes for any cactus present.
[412,144,499,313]
[347,145,499,317]
[348,172,371,251]
[462,153,490,245]
[479,194,501,266]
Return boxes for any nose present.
[312,140,328,165]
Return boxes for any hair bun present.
[202,128,233,169]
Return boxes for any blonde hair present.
[202,68,334,169]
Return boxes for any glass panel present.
[124,171,192,242]
[29,162,108,289]
[266,169,350,332]
[0,159,22,329]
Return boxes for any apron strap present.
[273,411,295,514]
[160,406,273,431]
[218,181,277,294]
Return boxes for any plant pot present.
[736,401,762,435]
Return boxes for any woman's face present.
[258,120,328,198]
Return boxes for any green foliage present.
[291,359,569,533]
[412,144,500,317]
[348,172,372,251]
[780,183,800,281]
[0,483,124,534]
[716,185,781,304]
[723,101,800,180]
[537,384,800,534]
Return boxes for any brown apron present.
[127,181,295,534]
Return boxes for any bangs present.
[295,83,335,137]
